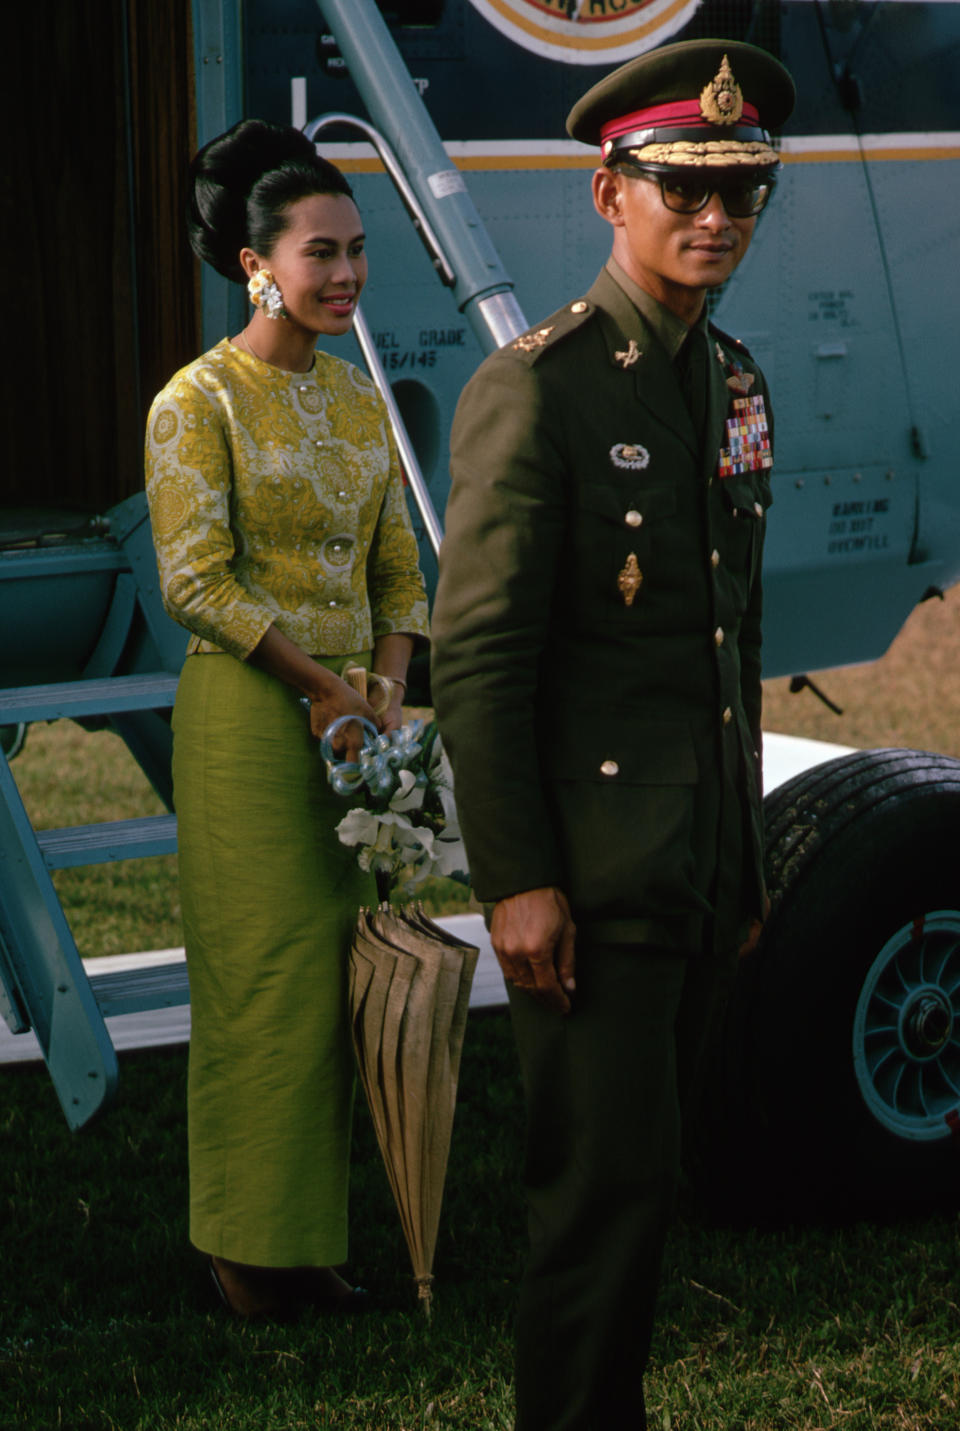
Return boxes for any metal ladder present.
[0,496,188,1129]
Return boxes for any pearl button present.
[625,509,643,528]
[722,707,733,725]
[338,490,347,499]
[315,439,323,447]
[715,627,725,646]
[329,600,337,607]
[600,759,619,777]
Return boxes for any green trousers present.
[507,940,737,1431]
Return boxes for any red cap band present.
[600,98,760,147]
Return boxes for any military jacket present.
[431,268,772,952]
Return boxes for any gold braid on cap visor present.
[624,139,780,166]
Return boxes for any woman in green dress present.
[145,120,429,1317]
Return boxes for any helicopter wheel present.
[692,748,960,1222]
[0,723,28,761]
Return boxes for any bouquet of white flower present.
[321,715,469,900]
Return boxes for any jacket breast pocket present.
[568,483,678,621]
[544,718,705,922]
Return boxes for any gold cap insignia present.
[699,55,744,127]
[617,553,643,607]
[513,325,555,352]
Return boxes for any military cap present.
[567,39,795,169]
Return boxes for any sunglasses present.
[618,163,776,218]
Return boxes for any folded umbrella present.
[350,903,478,1316]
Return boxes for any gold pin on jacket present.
[617,554,643,607]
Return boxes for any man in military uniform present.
[431,39,795,1431]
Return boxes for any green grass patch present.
[2,1032,959,1429]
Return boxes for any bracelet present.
[374,674,406,694]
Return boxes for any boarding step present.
[88,957,190,1018]
[36,813,178,869]
[0,672,179,725]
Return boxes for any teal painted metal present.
[314,0,527,354]
[193,0,247,351]
[0,671,181,1126]
[0,746,118,1127]
[0,494,186,1126]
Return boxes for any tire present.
[695,748,960,1222]
[0,723,27,761]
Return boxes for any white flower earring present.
[247,269,286,320]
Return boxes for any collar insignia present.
[614,339,641,369]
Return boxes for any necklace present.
[238,328,265,363]
[238,325,314,375]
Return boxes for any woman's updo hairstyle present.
[187,118,354,283]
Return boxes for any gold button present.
[722,707,733,725]
[711,549,720,568]
[571,301,588,314]
[715,627,725,646]
[754,501,764,517]
[599,759,619,777]
[625,509,643,528]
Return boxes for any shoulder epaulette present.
[506,298,597,363]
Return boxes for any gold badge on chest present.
[617,553,643,607]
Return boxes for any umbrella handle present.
[320,715,381,793]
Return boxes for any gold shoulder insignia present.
[513,326,555,353]
[700,54,744,127]
[614,339,641,369]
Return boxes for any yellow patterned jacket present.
[145,339,429,661]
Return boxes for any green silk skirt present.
[171,652,375,1266]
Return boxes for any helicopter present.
[2,0,958,1217]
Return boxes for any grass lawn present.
[2,587,960,1429]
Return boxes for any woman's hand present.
[378,685,405,734]
[307,677,377,761]
[370,634,414,736]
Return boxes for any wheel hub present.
[902,990,953,1059]
[852,912,960,1143]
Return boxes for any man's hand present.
[490,887,577,1015]
[738,893,771,960]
